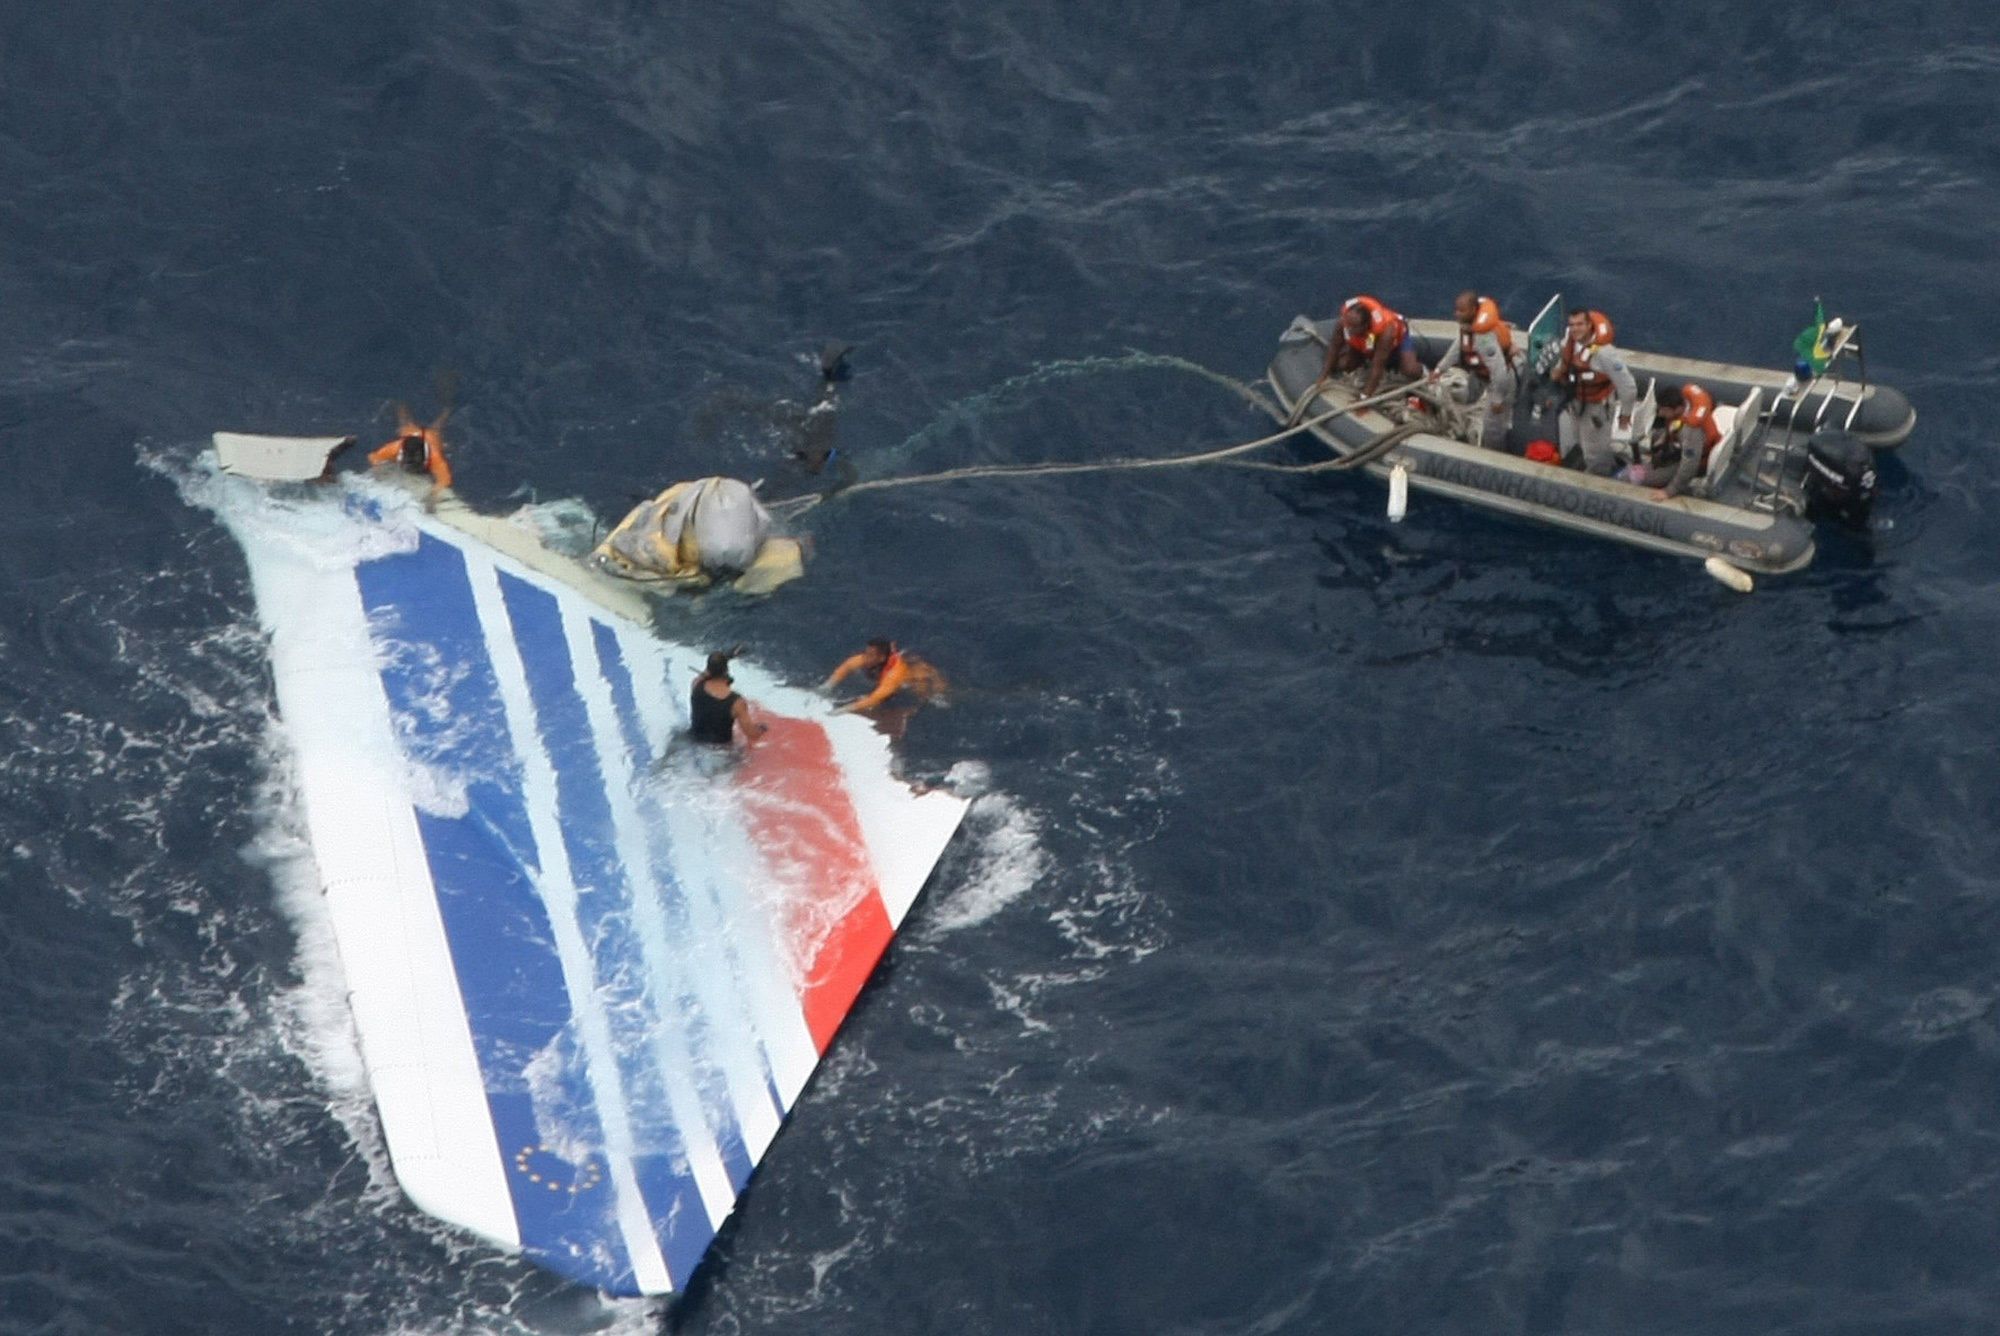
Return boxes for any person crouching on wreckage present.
[367,404,453,502]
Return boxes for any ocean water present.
[2,3,1997,1333]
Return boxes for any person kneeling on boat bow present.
[1324,295,1424,398]
[1545,308,1637,477]
[1429,290,1518,449]
[1623,382,1724,499]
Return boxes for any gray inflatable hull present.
[1267,318,1917,577]
[1402,318,1916,449]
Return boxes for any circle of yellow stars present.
[512,1144,604,1195]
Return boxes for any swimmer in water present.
[689,650,768,746]
[822,638,946,714]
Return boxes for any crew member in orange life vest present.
[1546,307,1637,476]
[1622,382,1724,499]
[1322,295,1424,398]
[367,404,454,499]
[1429,291,1517,448]
[822,638,947,714]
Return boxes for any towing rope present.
[867,351,1276,477]
[769,377,1426,518]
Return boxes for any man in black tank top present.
[690,651,768,746]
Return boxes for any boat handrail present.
[1774,319,1870,434]
[1843,330,1869,431]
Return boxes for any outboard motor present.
[1803,428,1877,528]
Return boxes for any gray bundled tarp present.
[589,476,804,594]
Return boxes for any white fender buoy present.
[1704,555,1754,593]
[1387,462,1409,523]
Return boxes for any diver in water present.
[783,342,859,491]
[790,342,850,474]
[678,342,857,491]
[690,650,768,746]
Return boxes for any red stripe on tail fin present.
[735,715,894,1052]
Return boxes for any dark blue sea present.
[4,3,1997,1332]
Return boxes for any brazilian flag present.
[1793,299,1834,377]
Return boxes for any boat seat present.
[1702,386,1761,493]
[1626,378,1657,463]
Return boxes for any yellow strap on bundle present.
[734,537,805,594]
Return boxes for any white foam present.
[244,725,402,1200]
[921,793,1048,933]
[944,759,994,797]
[507,497,604,557]
[170,455,426,575]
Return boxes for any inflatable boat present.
[200,439,968,1297]
[1266,297,1916,580]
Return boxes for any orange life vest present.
[858,649,945,705]
[1341,295,1409,356]
[1555,311,1618,403]
[1456,296,1515,379]
[367,428,452,490]
[1669,382,1724,466]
